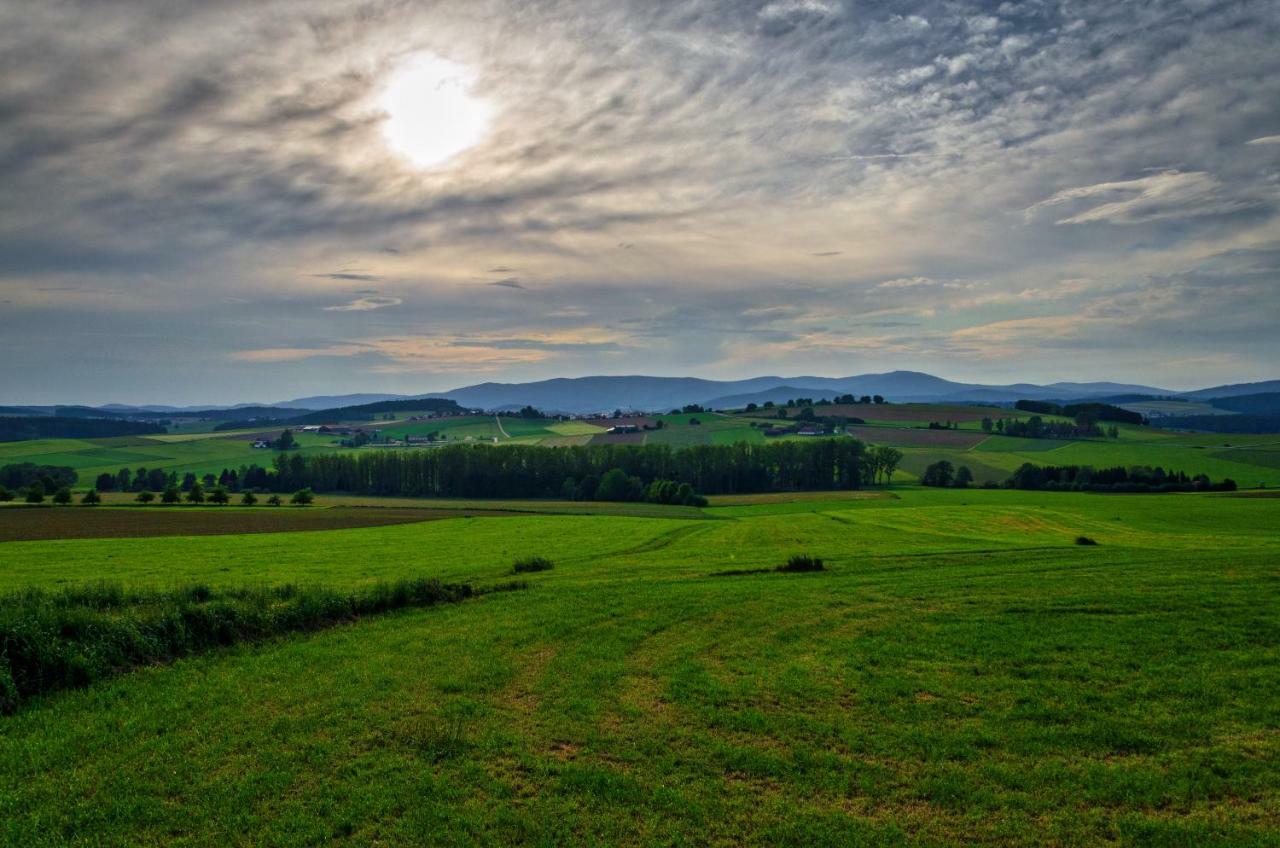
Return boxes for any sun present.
[378,53,493,170]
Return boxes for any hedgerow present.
[0,578,523,714]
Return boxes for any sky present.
[1,0,1278,405]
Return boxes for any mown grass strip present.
[0,577,525,713]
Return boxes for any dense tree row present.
[283,397,463,425]
[996,415,1113,440]
[563,470,709,506]
[921,460,1236,492]
[247,440,866,498]
[1014,400,1146,426]
[0,417,164,442]
[1005,463,1236,492]
[1154,413,1280,434]
[0,463,78,491]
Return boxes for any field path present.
[494,415,511,439]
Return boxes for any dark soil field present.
[745,404,1000,423]
[0,506,520,542]
[827,403,999,423]
[597,416,657,429]
[588,431,647,445]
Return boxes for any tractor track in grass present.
[605,522,719,558]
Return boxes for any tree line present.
[920,460,1238,492]
[1004,463,1236,492]
[1014,400,1146,426]
[0,417,164,442]
[983,415,1118,440]
[228,440,868,498]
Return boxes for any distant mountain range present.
[13,372,1280,417]
[412,371,1182,414]
[1181,379,1280,400]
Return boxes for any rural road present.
[494,415,510,439]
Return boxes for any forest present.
[227,440,869,498]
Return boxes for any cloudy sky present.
[2,0,1278,404]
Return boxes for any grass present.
[3,416,1280,844]
[0,577,511,713]
[0,487,1275,844]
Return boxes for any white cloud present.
[232,344,370,363]
[758,1,840,22]
[322,296,402,312]
[876,276,935,289]
[1025,170,1261,225]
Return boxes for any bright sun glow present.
[378,54,492,170]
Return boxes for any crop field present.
[893,449,1012,485]
[641,415,764,447]
[1122,400,1235,418]
[0,487,1277,846]
[844,425,989,449]
[588,431,647,445]
[1206,447,1280,469]
[743,403,1000,424]
[0,432,344,482]
[0,505,520,542]
[545,420,607,436]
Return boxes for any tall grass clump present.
[512,556,554,574]
[0,578,517,714]
[778,554,825,572]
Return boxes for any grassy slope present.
[0,433,344,484]
[0,490,1277,845]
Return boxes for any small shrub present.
[411,712,470,762]
[240,491,258,506]
[512,556,554,574]
[1075,536,1099,546]
[266,494,283,506]
[779,554,825,572]
[80,489,101,506]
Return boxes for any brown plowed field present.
[0,506,519,542]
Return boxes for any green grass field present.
[0,487,1277,845]
[8,404,1280,493]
